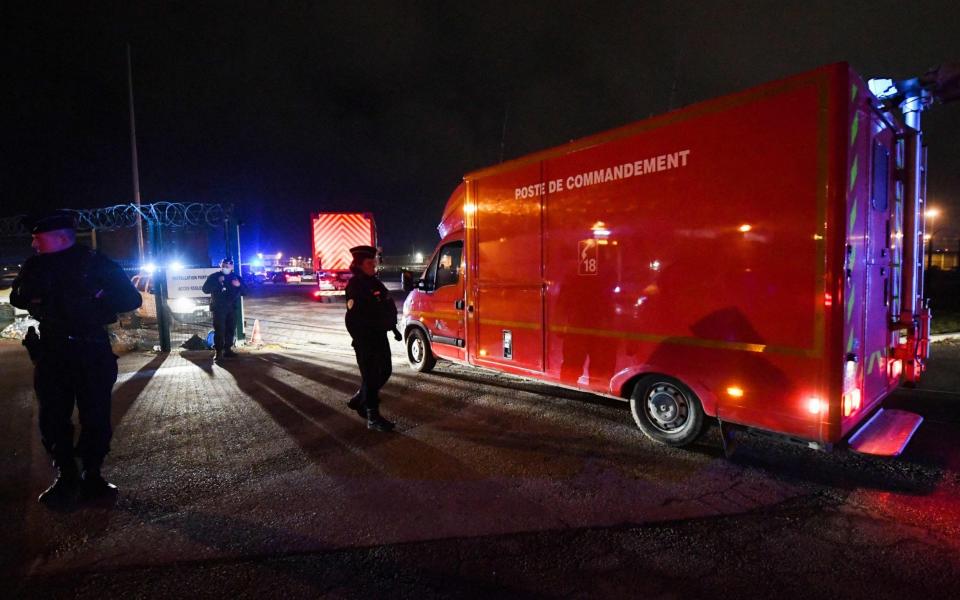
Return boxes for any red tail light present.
[843,388,862,417]
[312,290,322,297]
[889,358,903,381]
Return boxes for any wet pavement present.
[1,298,958,598]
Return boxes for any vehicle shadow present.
[265,353,726,476]
[426,365,628,424]
[728,440,943,494]
[257,347,945,495]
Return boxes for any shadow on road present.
[249,354,722,481]
[181,350,214,376]
[258,353,471,423]
[218,356,484,481]
[111,353,170,426]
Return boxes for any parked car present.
[272,267,304,284]
[313,271,353,302]
[131,273,210,324]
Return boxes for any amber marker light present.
[726,386,744,398]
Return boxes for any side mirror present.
[416,278,428,291]
[401,271,414,293]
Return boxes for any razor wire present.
[0,202,232,236]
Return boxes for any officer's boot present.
[38,458,80,505]
[366,407,395,432]
[213,349,223,362]
[347,392,366,418]
[223,347,238,358]
[80,466,118,500]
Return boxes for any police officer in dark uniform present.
[11,210,142,505]
[344,245,402,432]
[201,258,246,362]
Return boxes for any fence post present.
[226,214,245,342]
[151,222,171,352]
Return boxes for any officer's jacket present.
[201,271,246,311]
[11,244,142,336]
[344,267,397,341]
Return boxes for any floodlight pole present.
[127,43,145,264]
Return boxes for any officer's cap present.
[220,257,234,266]
[26,210,77,234]
[349,245,378,260]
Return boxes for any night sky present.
[3,1,959,257]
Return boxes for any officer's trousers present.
[352,334,392,411]
[212,308,236,351]
[34,337,118,472]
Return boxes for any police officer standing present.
[11,210,142,505]
[202,258,246,362]
[344,245,401,432]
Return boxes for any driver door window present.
[434,242,463,289]
[424,242,463,292]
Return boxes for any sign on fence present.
[167,268,214,298]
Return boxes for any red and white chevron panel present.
[312,213,375,272]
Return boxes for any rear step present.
[847,408,924,457]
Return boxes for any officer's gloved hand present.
[392,327,402,342]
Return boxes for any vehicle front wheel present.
[406,328,436,373]
[630,375,705,446]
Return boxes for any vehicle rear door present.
[862,117,897,407]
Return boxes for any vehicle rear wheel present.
[630,375,704,446]
[406,328,436,373]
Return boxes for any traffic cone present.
[250,319,263,345]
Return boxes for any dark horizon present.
[3,2,959,258]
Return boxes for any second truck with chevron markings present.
[311,212,377,301]
[400,63,944,456]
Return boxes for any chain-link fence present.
[0,203,240,352]
[1,206,417,354]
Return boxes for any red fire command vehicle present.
[311,212,377,300]
[402,63,937,456]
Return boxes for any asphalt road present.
[1,286,959,599]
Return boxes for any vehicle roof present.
[463,62,848,181]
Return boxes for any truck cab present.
[402,185,468,368]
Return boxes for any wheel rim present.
[644,383,690,433]
[410,336,424,363]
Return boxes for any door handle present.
[455,299,465,310]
